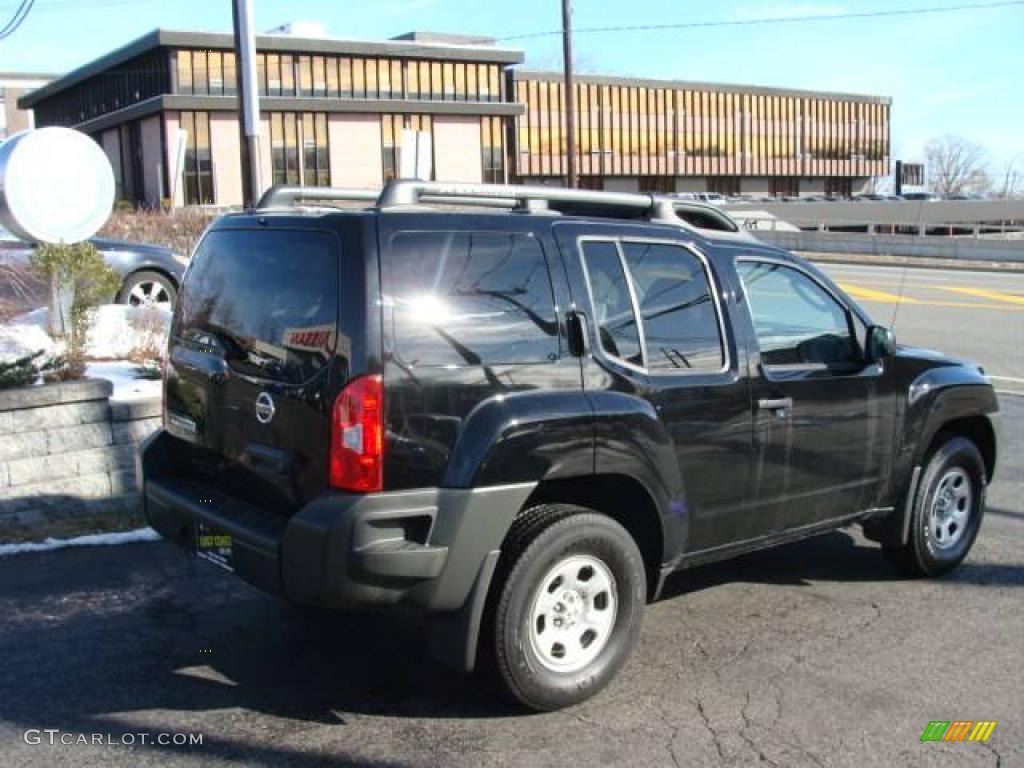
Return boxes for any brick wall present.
[0,379,161,536]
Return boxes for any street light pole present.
[561,0,577,188]
[232,0,262,207]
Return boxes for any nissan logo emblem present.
[255,392,276,425]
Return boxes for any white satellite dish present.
[0,127,115,244]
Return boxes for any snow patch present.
[85,360,162,402]
[0,527,160,557]
[87,304,170,359]
[6,303,170,360]
[0,320,60,363]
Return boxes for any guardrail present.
[725,199,1024,229]
[754,230,1024,263]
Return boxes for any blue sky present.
[4,0,1022,169]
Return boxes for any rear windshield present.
[382,231,558,367]
[176,228,339,384]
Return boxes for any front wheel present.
[490,506,646,711]
[883,435,987,577]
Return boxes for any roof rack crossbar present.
[377,180,658,214]
[257,185,379,209]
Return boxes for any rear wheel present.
[883,435,986,577]
[117,270,177,311]
[489,505,646,711]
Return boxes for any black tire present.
[489,504,646,711]
[117,270,177,309]
[883,435,987,577]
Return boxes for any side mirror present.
[866,324,896,363]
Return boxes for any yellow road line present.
[937,286,1024,306]
[836,282,1024,312]
[836,283,920,304]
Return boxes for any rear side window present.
[176,228,339,383]
[383,231,558,366]
[621,242,725,372]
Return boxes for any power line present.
[498,0,1024,41]
[0,0,34,40]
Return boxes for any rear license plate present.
[195,522,234,572]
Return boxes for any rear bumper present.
[139,430,534,614]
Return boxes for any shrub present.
[0,350,67,389]
[30,241,122,378]
[98,207,213,258]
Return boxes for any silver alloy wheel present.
[128,280,171,310]
[928,468,972,550]
[527,554,618,674]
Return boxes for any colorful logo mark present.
[920,721,997,742]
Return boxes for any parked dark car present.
[901,192,941,202]
[0,225,187,310]
[140,181,999,711]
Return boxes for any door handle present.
[566,309,588,358]
[758,397,793,411]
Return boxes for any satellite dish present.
[0,127,115,244]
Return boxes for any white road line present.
[989,375,1024,383]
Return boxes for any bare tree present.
[996,157,1023,199]
[925,135,989,195]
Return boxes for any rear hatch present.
[164,221,348,514]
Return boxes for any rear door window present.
[175,228,339,383]
[581,240,642,367]
[383,231,558,366]
[621,242,725,372]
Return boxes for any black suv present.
[140,181,998,711]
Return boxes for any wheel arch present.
[930,414,996,484]
[521,473,665,601]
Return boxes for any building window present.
[270,112,331,187]
[481,116,505,183]
[769,177,799,197]
[383,114,434,182]
[181,111,214,205]
[707,176,740,196]
[177,51,193,95]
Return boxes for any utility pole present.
[561,0,577,188]
[232,0,262,207]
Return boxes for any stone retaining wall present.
[0,379,161,535]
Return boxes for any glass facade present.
[269,111,330,187]
[173,49,503,103]
[514,75,890,180]
[33,49,170,127]
[180,110,213,205]
[382,114,434,182]
[481,116,505,184]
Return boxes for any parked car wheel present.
[490,505,646,711]
[117,269,177,310]
[883,435,987,577]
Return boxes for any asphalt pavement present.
[0,261,1021,767]
[817,261,1024,395]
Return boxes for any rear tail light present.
[329,374,384,492]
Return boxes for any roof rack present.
[257,186,378,208]
[255,180,740,233]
